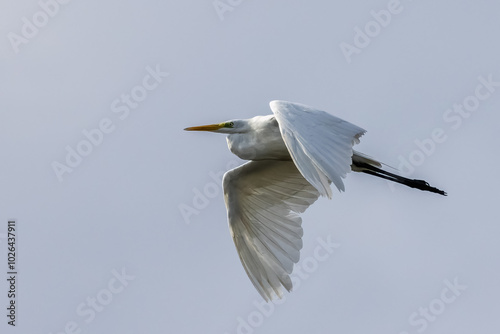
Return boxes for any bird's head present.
[184,120,247,134]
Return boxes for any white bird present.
[184,100,446,301]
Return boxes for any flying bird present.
[184,100,446,301]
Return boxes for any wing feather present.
[270,100,366,198]
[223,160,320,301]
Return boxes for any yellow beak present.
[184,124,223,131]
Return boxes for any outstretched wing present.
[223,160,320,301]
[270,100,366,198]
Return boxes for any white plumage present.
[185,100,445,301]
[270,100,366,198]
[223,160,320,300]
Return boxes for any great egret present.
[184,100,446,301]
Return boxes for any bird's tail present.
[351,153,446,196]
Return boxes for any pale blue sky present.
[1,1,499,333]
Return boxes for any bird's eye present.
[227,122,234,128]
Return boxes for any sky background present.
[1,1,499,333]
